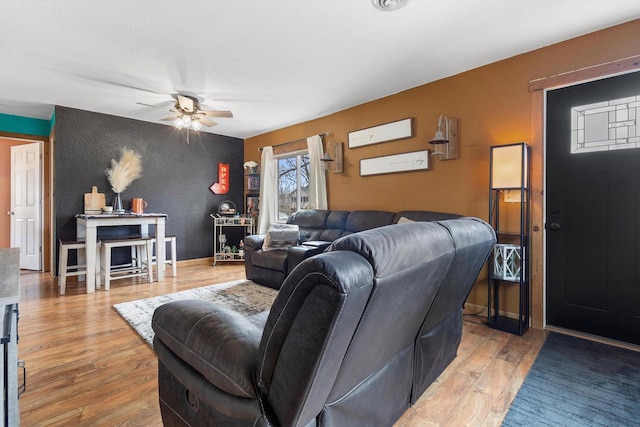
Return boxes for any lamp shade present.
[491,143,528,189]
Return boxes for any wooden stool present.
[58,239,101,295]
[151,235,177,277]
[101,237,154,290]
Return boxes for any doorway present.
[10,142,42,270]
[546,71,640,345]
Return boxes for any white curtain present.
[307,135,328,209]
[258,146,278,234]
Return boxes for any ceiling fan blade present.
[200,110,233,118]
[136,101,174,109]
[160,115,179,122]
[177,95,194,112]
[198,118,217,127]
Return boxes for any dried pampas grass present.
[106,148,142,193]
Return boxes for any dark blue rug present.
[502,332,640,427]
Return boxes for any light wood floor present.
[18,262,547,426]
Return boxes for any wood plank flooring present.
[17,262,546,426]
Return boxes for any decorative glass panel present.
[571,95,640,154]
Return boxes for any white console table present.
[76,213,167,292]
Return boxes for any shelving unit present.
[487,143,530,336]
[211,215,255,265]
[245,171,260,225]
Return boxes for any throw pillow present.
[397,216,415,224]
[262,224,300,251]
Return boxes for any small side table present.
[211,215,255,265]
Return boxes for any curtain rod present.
[258,133,328,151]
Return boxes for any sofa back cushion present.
[287,209,329,228]
[393,210,461,223]
[288,209,350,243]
[343,210,395,234]
[285,209,458,244]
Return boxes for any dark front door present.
[546,71,640,345]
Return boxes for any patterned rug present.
[502,332,640,426]
[113,279,278,347]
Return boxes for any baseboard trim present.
[177,257,214,267]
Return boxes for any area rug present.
[502,332,640,426]
[113,279,278,347]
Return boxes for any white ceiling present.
[1,1,638,139]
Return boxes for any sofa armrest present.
[244,234,265,251]
[301,240,332,251]
[287,244,326,275]
[152,300,263,398]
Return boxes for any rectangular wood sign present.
[360,150,430,176]
[348,118,413,148]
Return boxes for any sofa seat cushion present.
[152,300,263,398]
[252,249,289,272]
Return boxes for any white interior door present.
[10,142,42,270]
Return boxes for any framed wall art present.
[348,118,413,148]
[360,150,430,176]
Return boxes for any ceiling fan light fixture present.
[147,93,233,137]
[372,0,409,11]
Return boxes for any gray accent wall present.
[54,106,244,267]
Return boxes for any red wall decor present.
[209,162,230,194]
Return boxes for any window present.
[571,94,640,154]
[277,152,310,220]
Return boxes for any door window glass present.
[571,94,640,154]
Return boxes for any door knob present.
[7,211,14,215]
[548,222,561,231]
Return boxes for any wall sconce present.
[428,115,458,160]
[490,142,529,202]
[320,141,344,173]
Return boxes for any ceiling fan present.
[157,94,233,131]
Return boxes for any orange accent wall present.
[245,19,640,327]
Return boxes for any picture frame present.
[360,150,430,176]
[247,174,260,191]
[348,118,413,148]
[246,193,260,218]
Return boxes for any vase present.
[112,193,124,213]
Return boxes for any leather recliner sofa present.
[244,209,461,289]
[152,218,495,426]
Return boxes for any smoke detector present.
[372,0,409,11]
